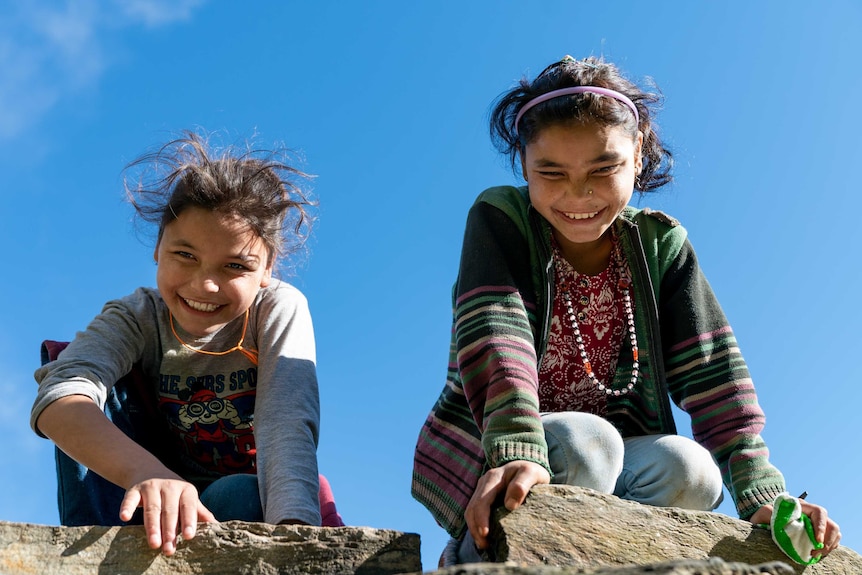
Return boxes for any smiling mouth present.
[562,210,599,220]
[183,298,221,313]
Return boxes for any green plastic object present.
[770,493,824,565]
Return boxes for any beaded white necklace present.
[559,242,639,396]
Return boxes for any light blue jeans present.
[456,412,723,564]
[543,412,723,509]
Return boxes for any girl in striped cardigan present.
[412,56,840,565]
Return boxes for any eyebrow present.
[533,151,625,167]
[167,238,197,250]
[167,239,262,264]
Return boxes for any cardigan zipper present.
[622,219,677,435]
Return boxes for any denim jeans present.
[199,473,263,521]
[56,384,139,526]
[543,412,723,509]
[455,411,723,564]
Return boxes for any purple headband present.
[514,86,639,135]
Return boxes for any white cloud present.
[114,0,206,27]
[35,0,105,88]
[0,0,207,141]
[0,34,63,139]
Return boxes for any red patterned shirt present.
[538,238,632,413]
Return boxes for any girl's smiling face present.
[521,121,642,269]
[154,207,273,337]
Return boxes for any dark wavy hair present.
[125,131,315,268]
[489,56,673,192]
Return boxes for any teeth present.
[563,211,599,220]
[184,298,219,312]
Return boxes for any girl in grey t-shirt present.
[32,132,320,555]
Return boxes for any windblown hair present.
[489,55,673,192]
[125,131,315,267]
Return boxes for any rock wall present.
[0,520,420,575]
[2,486,859,574]
[429,559,797,574]
[489,485,861,575]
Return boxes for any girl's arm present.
[32,290,215,555]
[252,282,321,526]
[659,239,840,558]
[455,198,549,471]
[453,195,552,545]
[659,239,786,518]
[414,189,553,540]
[36,395,215,555]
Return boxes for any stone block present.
[487,485,861,575]
[0,520,421,574]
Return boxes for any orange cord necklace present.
[169,309,259,365]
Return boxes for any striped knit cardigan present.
[412,185,786,539]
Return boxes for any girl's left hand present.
[749,500,842,559]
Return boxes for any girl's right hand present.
[465,460,551,550]
[120,477,217,556]
[36,397,218,555]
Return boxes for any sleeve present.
[31,291,151,436]
[659,239,786,519]
[413,196,551,539]
[452,200,549,472]
[252,282,321,526]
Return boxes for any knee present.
[662,436,722,508]
[200,473,263,522]
[621,435,722,511]
[542,412,624,492]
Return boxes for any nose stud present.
[587,189,593,195]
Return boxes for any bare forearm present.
[36,395,179,489]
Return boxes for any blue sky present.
[1,1,859,569]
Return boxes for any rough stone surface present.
[488,485,862,575]
[3,487,860,574]
[0,520,421,575]
[425,558,796,574]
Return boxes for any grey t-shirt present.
[32,279,321,526]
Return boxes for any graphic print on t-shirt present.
[158,367,258,475]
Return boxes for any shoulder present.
[621,206,683,229]
[35,289,159,380]
[251,279,312,326]
[637,207,681,228]
[256,279,308,308]
[96,287,165,326]
[250,279,316,360]
[620,206,690,264]
[469,185,537,241]
[621,206,687,240]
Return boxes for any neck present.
[554,231,613,275]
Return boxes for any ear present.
[520,152,528,182]
[260,262,273,288]
[635,131,645,174]
[153,244,160,264]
